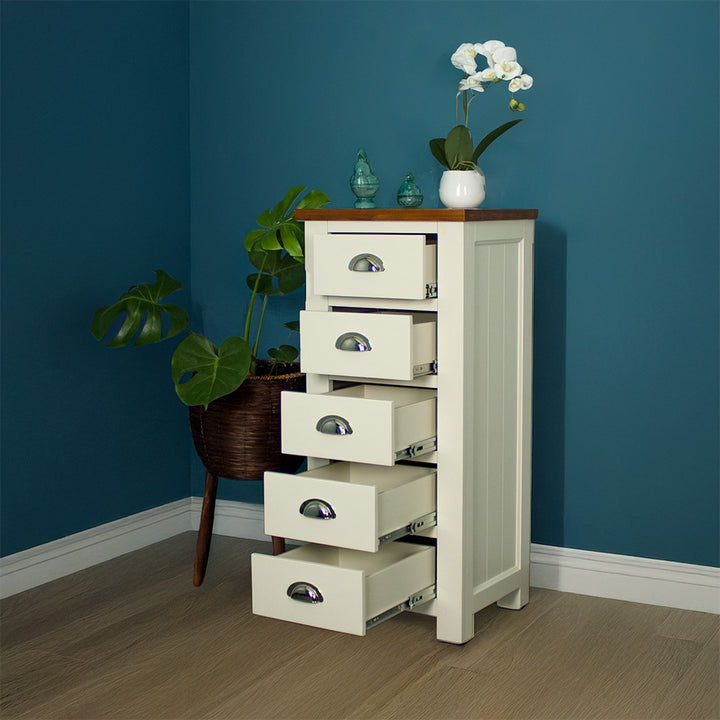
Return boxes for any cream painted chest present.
[251,208,537,644]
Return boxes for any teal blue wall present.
[1,1,191,555]
[2,1,718,568]
[189,0,719,567]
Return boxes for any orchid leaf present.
[91,270,189,348]
[444,125,474,168]
[473,119,523,162]
[171,334,251,409]
[429,138,450,169]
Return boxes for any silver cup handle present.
[348,253,385,273]
[299,498,337,520]
[315,415,353,435]
[287,582,324,604]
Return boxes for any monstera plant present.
[92,185,329,585]
[91,185,329,408]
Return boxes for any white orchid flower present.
[478,66,498,82]
[442,39,533,145]
[508,74,534,92]
[491,46,522,80]
[492,46,517,64]
[495,60,523,80]
[459,72,486,92]
[451,43,479,75]
[476,40,506,65]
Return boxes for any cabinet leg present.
[497,585,529,610]
[193,471,218,587]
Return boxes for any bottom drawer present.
[251,542,435,636]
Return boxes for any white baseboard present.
[530,543,720,615]
[2,499,718,615]
[0,499,193,599]
[188,496,266,540]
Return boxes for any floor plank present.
[1,533,717,720]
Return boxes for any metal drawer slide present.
[378,511,437,546]
[394,436,437,461]
[366,584,437,631]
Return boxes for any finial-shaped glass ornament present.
[397,173,423,208]
[349,148,380,208]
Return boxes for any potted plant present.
[91,185,329,584]
[430,40,534,208]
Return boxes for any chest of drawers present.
[251,208,537,644]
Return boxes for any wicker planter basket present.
[189,362,305,585]
[188,362,305,482]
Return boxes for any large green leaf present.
[472,119,523,162]
[295,189,330,210]
[270,186,305,222]
[246,272,281,296]
[279,222,304,260]
[248,249,283,275]
[244,228,266,252]
[256,208,274,228]
[429,138,450,169]
[444,125,474,168]
[242,185,329,355]
[171,334,251,408]
[91,269,189,348]
[276,256,305,295]
[260,231,283,251]
[268,344,298,363]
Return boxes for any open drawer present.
[264,462,436,552]
[312,234,436,300]
[300,310,436,381]
[281,385,436,466]
[251,542,436,635]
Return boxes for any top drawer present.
[312,234,436,300]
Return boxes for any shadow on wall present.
[531,221,567,548]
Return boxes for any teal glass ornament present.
[349,148,380,208]
[397,173,423,208]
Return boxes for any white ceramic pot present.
[438,169,486,209]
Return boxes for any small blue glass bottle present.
[397,173,423,208]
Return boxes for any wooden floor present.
[1,533,718,720]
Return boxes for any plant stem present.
[252,295,268,362]
[244,254,267,343]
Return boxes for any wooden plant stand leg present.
[194,470,218,587]
[272,536,286,555]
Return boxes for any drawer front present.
[264,463,436,552]
[281,390,394,465]
[251,543,436,636]
[312,234,436,300]
[281,387,436,466]
[300,310,436,381]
